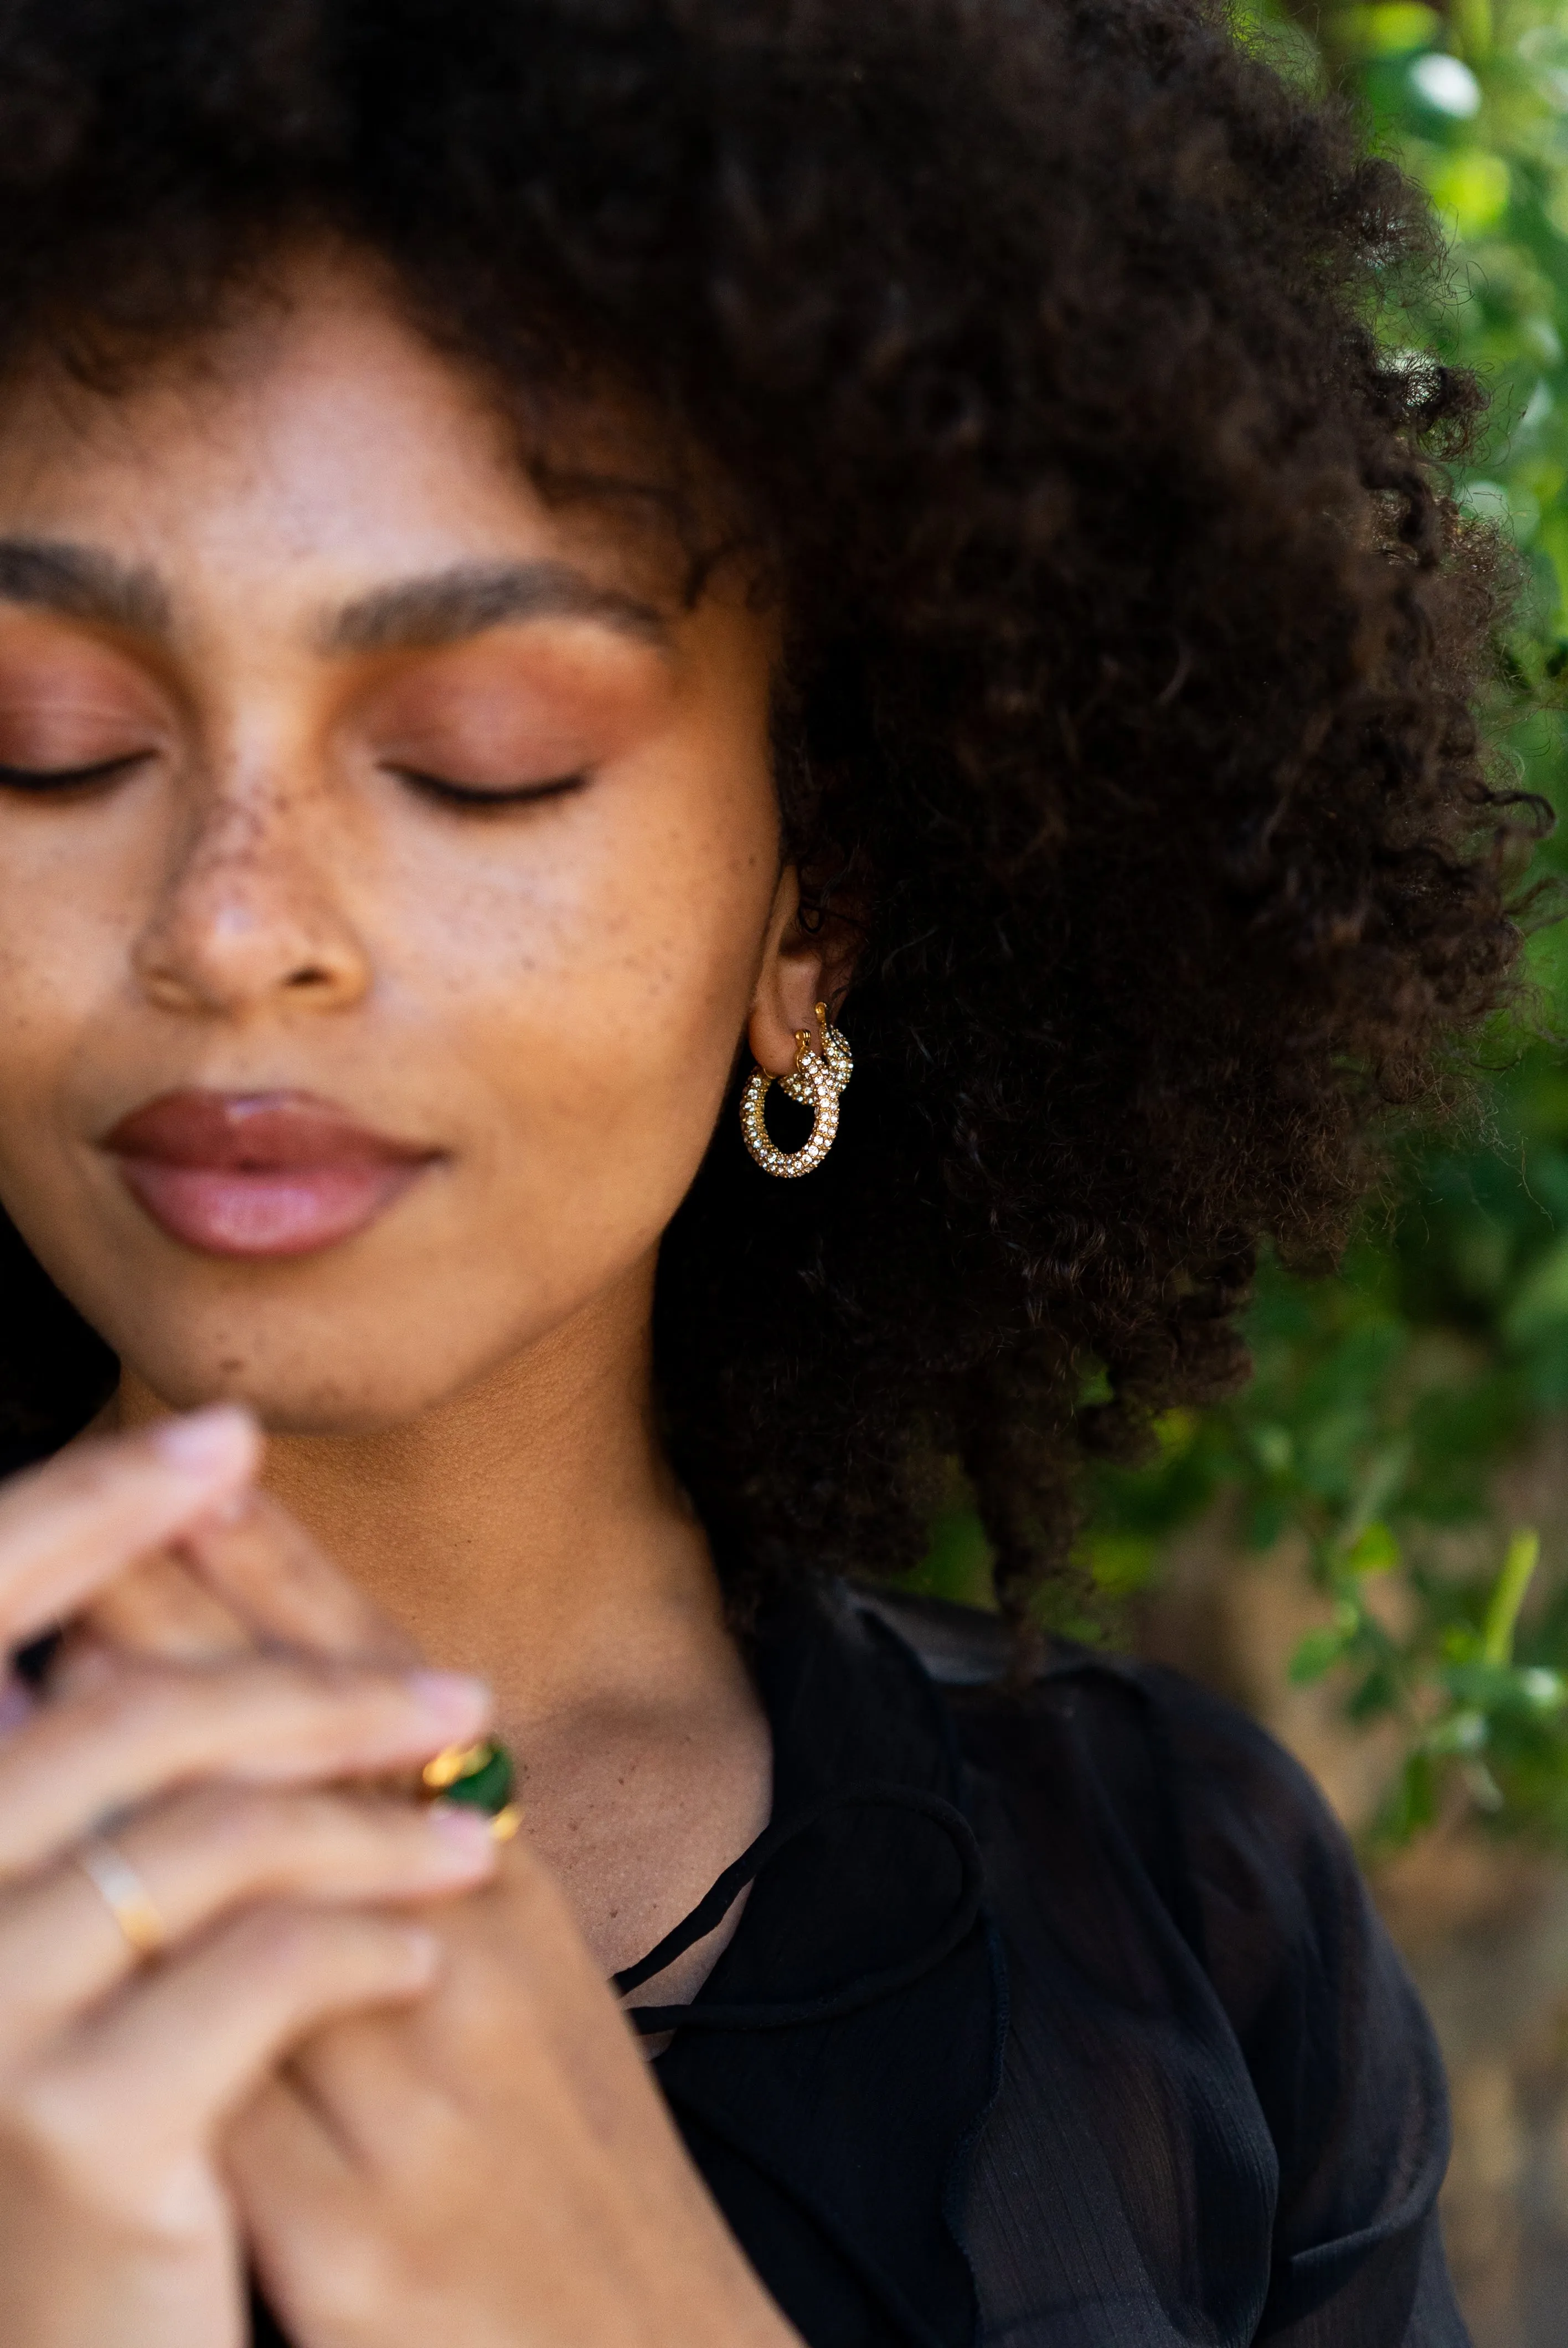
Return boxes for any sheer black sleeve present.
[937,1633,1471,2348]
[1138,1664,1469,2345]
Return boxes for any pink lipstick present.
[104,1090,437,1258]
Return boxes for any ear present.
[746,866,853,1077]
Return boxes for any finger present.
[179,1491,419,1667]
[225,2073,368,2342]
[0,1790,496,2053]
[0,1410,259,1651]
[0,1653,491,1877]
[74,1493,417,1676]
[75,1546,256,1664]
[285,1849,635,2167]
[229,2069,353,2210]
[6,1904,442,2202]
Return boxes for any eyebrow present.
[321,559,673,655]
[0,539,670,657]
[0,538,172,635]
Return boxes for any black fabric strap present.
[612,1778,983,2036]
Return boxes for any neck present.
[115,1255,728,1729]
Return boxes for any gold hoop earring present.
[741,1002,853,1178]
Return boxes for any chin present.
[40,1229,626,1438]
[140,1357,461,1437]
[103,1301,518,1439]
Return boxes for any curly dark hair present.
[0,0,1537,1620]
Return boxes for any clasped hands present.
[0,1412,796,2348]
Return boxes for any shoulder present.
[845,1592,1424,2128]
[852,1581,1389,2027]
[851,1585,1467,2343]
[849,1578,1344,1934]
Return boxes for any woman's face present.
[0,255,792,1429]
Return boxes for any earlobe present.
[746,866,832,1079]
[741,867,855,1177]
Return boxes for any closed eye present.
[385,764,591,810]
[0,751,152,794]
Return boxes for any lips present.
[103,1090,438,1258]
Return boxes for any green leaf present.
[1343,1519,1401,1575]
[1085,1532,1159,1595]
[1501,1235,1568,1345]
[1482,1528,1541,1666]
[1382,1751,1438,1842]
[1330,5,1442,58]
[1425,150,1512,233]
[1289,1625,1352,1686]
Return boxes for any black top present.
[253,1583,1471,2348]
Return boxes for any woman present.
[0,1,1520,2341]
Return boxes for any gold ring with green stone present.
[420,1738,522,1841]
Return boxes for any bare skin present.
[0,246,836,2342]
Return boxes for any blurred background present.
[903,3,1568,2336]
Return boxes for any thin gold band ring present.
[74,1834,168,1960]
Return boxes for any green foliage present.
[913,0,1568,1846]
[1074,1044,1568,1842]
[1094,0,1568,1842]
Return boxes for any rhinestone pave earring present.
[740,1002,853,1177]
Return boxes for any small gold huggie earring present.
[740,1001,853,1177]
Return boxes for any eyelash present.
[0,753,150,794]
[0,758,591,808]
[387,765,591,811]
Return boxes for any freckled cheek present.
[0,858,128,1090]
[0,948,106,1221]
[384,788,776,1152]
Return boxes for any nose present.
[133,781,372,1020]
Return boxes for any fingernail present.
[0,1675,34,1736]
[406,1670,491,1733]
[427,1802,497,1857]
[153,1407,257,1477]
